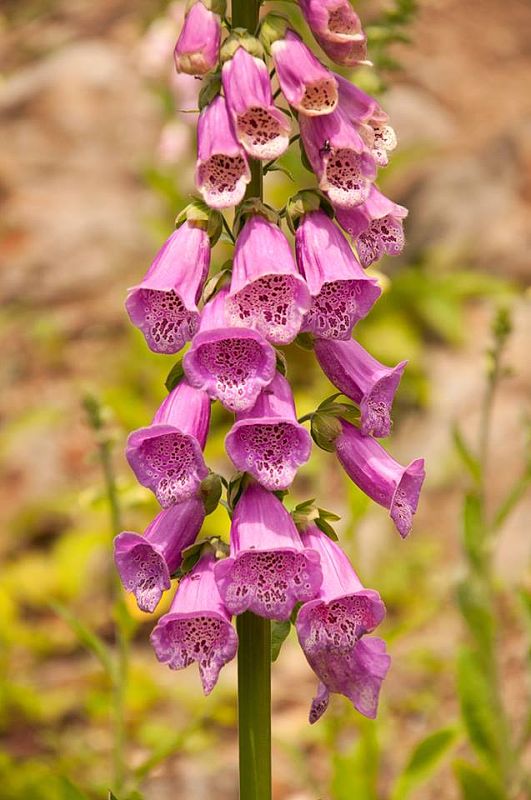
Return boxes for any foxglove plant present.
[120,1,424,795]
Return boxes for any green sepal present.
[294,332,315,351]
[175,198,223,245]
[199,472,223,515]
[271,619,291,662]
[165,359,184,393]
[202,265,233,304]
[259,13,290,55]
[275,348,288,377]
[198,71,222,111]
[174,536,229,579]
[285,189,334,233]
[234,198,280,236]
[311,411,342,452]
[220,30,264,63]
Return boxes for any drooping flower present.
[296,524,389,721]
[315,338,407,437]
[174,1,221,76]
[196,95,251,209]
[222,47,291,160]
[225,373,312,490]
[335,419,425,538]
[150,550,238,694]
[295,209,381,339]
[183,286,276,412]
[126,381,210,508]
[335,185,408,267]
[114,497,205,613]
[299,0,370,67]
[226,215,311,344]
[271,30,338,116]
[335,72,380,124]
[299,108,377,208]
[214,483,322,620]
[125,222,210,354]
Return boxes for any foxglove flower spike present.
[125,222,210,354]
[315,338,407,437]
[214,483,322,620]
[225,372,312,490]
[114,497,205,612]
[296,209,381,339]
[174,1,221,76]
[126,381,210,507]
[227,215,311,345]
[335,420,425,537]
[196,95,252,209]
[183,287,277,412]
[151,551,238,694]
[222,47,291,160]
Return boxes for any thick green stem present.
[236,612,272,800]
[231,2,271,798]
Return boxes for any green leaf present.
[275,348,288,377]
[391,726,458,800]
[457,649,502,766]
[456,580,494,653]
[271,620,291,662]
[165,360,184,393]
[315,517,338,541]
[57,777,91,800]
[331,722,379,800]
[51,601,113,676]
[462,492,485,571]
[453,760,507,800]
[453,426,482,483]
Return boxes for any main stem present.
[231,1,272,798]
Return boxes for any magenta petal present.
[335,420,425,537]
[125,222,210,354]
[271,30,338,116]
[126,382,210,507]
[335,186,408,267]
[174,2,221,76]
[183,288,276,412]
[227,215,311,344]
[196,95,251,209]
[299,110,376,209]
[296,210,381,339]
[225,373,312,490]
[214,484,323,620]
[296,526,389,720]
[299,0,370,66]
[150,552,238,695]
[315,338,407,437]
[222,48,291,160]
[335,73,379,124]
[113,498,205,612]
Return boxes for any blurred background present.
[0,1,530,798]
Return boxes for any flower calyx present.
[198,71,222,111]
[176,199,223,245]
[174,535,229,579]
[220,29,265,64]
[285,189,334,234]
[199,472,223,515]
[259,13,290,55]
[308,393,360,452]
[233,198,281,236]
[291,498,341,541]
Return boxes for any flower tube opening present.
[151,552,238,694]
